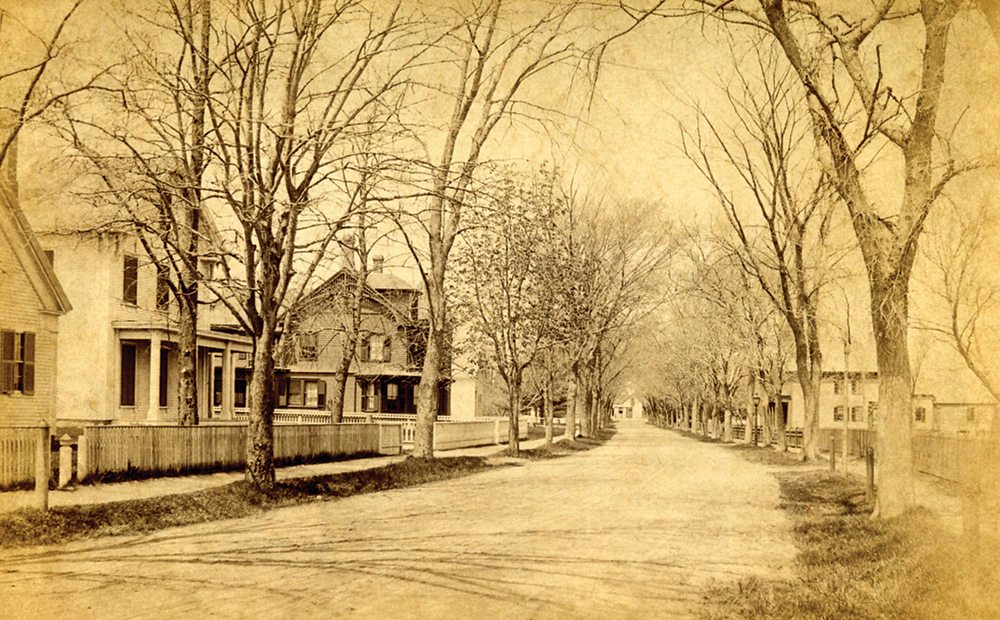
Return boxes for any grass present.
[517,427,615,460]
[702,467,1000,619]
[0,456,503,550]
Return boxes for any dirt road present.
[0,420,796,619]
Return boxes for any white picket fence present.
[0,427,38,488]
[77,423,395,482]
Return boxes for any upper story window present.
[833,380,841,395]
[298,332,318,362]
[850,406,862,422]
[0,331,35,395]
[123,255,139,305]
[914,406,926,422]
[850,379,859,394]
[361,334,391,363]
[156,265,171,311]
[833,405,844,421]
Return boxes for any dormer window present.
[299,332,318,362]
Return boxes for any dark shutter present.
[0,330,14,393]
[317,381,326,409]
[123,256,139,305]
[359,336,370,362]
[156,266,170,311]
[120,343,136,406]
[21,333,35,395]
[383,337,392,363]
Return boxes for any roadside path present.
[0,437,550,513]
[0,420,797,619]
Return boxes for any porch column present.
[221,343,234,420]
[148,333,161,421]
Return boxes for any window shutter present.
[0,331,14,393]
[317,381,327,409]
[22,333,35,395]
[359,336,370,362]
[120,343,136,406]
[123,256,139,305]
[383,337,392,363]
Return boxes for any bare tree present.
[395,0,665,457]
[678,39,845,460]
[685,0,979,517]
[57,0,212,425]
[203,0,421,488]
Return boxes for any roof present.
[0,122,71,315]
[367,270,419,291]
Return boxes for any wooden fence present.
[0,427,38,488]
[78,423,388,482]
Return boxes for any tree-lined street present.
[0,420,795,619]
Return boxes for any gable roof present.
[0,122,71,315]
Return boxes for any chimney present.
[338,232,355,270]
[372,255,384,273]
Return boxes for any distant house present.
[613,395,645,420]
[31,229,252,424]
[0,126,72,426]
[281,257,453,418]
[782,369,997,436]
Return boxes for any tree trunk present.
[871,282,916,518]
[414,262,446,458]
[564,366,579,441]
[246,330,276,489]
[580,371,592,438]
[328,368,348,424]
[799,369,821,460]
[543,383,554,445]
[508,376,520,456]
[176,295,198,425]
[723,406,732,442]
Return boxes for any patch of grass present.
[724,443,811,467]
[517,428,615,460]
[0,456,501,550]
[703,468,1000,619]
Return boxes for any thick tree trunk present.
[328,368,348,424]
[414,263,446,458]
[723,406,732,442]
[799,369,821,460]
[246,331,276,489]
[871,282,916,518]
[580,372,592,438]
[177,295,198,425]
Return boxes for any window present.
[850,379,859,394]
[833,380,841,395]
[361,334,391,362]
[234,368,250,408]
[833,405,844,421]
[299,332,318,362]
[361,381,379,412]
[387,382,398,401]
[123,255,139,305]
[120,342,137,406]
[850,406,862,422]
[914,406,926,422]
[156,265,171,311]
[0,331,35,395]
[276,377,326,409]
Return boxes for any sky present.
[5,0,1000,399]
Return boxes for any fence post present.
[35,423,50,511]
[77,432,89,483]
[865,447,875,502]
[829,435,836,471]
[58,434,74,489]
